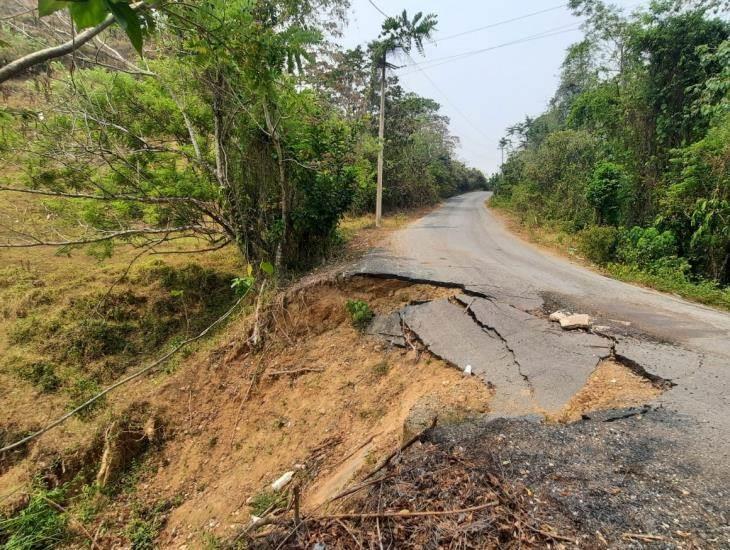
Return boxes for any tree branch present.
[0,225,214,248]
[0,2,145,85]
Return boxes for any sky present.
[339,0,644,175]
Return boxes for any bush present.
[14,361,61,393]
[577,226,619,265]
[345,299,374,329]
[616,226,679,271]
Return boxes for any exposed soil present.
[0,272,696,549]
[554,358,665,423]
[76,277,492,547]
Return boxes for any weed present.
[74,483,106,524]
[345,299,374,329]
[13,360,61,392]
[66,377,106,420]
[127,517,159,550]
[0,487,68,549]
[371,360,390,377]
[248,490,287,516]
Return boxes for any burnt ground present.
[428,409,728,548]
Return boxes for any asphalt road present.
[356,191,730,476]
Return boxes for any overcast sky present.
[339,0,644,175]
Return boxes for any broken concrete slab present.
[559,314,592,330]
[549,310,569,323]
[401,299,536,416]
[365,312,406,347]
[455,296,612,414]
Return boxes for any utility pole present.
[376,59,385,227]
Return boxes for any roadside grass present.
[489,199,730,312]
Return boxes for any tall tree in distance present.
[370,10,437,226]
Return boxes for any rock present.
[559,314,592,330]
[549,310,569,322]
[271,471,295,491]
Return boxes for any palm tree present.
[372,10,437,226]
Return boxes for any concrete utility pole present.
[376,60,386,227]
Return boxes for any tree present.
[370,9,436,226]
[0,0,357,273]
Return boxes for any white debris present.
[463,365,473,376]
[271,471,295,491]
[250,515,262,524]
[559,314,592,330]
[549,310,569,322]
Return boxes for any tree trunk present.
[263,102,287,272]
[376,61,386,227]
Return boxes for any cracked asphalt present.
[353,191,730,540]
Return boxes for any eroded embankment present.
[0,273,671,548]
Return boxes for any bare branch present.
[0,185,197,204]
[0,225,215,248]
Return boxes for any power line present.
[399,24,582,75]
[435,3,567,43]
[366,0,492,149]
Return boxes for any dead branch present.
[266,367,324,377]
[622,532,668,542]
[0,225,214,248]
[317,502,499,520]
[363,416,438,481]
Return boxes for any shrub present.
[14,361,60,393]
[577,226,619,265]
[127,518,159,550]
[616,226,679,270]
[345,299,374,329]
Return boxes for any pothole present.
[550,358,666,423]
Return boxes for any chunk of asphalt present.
[581,405,652,422]
[456,295,613,414]
[401,299,537,416]
[366,312,407,348]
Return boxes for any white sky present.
[339,0,644,175]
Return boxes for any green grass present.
[606,263,730,310]
[248,490,287,516]
[0,487,68,550]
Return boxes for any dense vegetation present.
[0,0,485,274]
[491,0,729,307]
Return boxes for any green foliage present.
[248,490,287,516]
[13,360,61,393]
[577,225,619,265]
[586,162,628,225]
[127,517,159,550]
[345,299,374,329]
[38,0,147,54]
[495,2,730,297]
[616,226,681,272]
[0,486,68,549]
